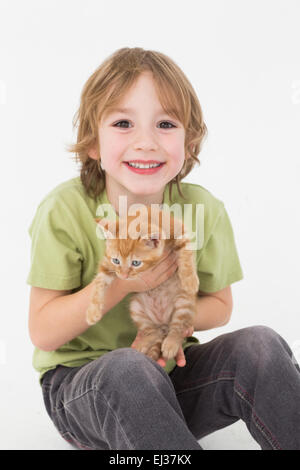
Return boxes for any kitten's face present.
[105,237,165,280]
[97,206,170,279]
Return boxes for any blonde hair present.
[66,47,207,202]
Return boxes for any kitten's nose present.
[119,272,129,279]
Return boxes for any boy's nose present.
[133,134,159,152]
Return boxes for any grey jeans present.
[41,325,300,450]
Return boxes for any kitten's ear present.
[95,217,116,240]
[141,231,164,249]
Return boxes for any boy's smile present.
[88,71,187,211]
[123,159,165,174]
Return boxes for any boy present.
[27,48,300,450]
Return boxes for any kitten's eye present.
[111,258,120,265]
[132,260,142,267]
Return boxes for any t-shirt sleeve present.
[26,197,83,290]
[196,202,243,293]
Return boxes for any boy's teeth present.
[127,162,161,169]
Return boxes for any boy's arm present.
[193,286,233,331]
[28,277,128,352]
[29,251,177,352]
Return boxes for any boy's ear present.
[95,218,116,239]
[88,144,98,160]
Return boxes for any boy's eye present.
[114,121,130,128]
[113,120,175,129]
[111,258,120,265]
[160,121,176,129]
[132,260,142,267]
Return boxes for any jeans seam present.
[94,387,134,450]
[55,387,134,449]
[61,386,134,450]
[60,430,96,450]
[55,387,94,411]
[234,381,282,450]
[176,370,235,388]
[175,374,235,396]
[175,373,282,451]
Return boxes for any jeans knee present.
[231,325,285,367]
[245,325,280,343]
[95,348,164,388]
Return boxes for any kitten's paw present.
[161,336,180,361]
[86,304,104,325]
[134,338,161,361]
[134,338,151,355]
[146,344,161,362]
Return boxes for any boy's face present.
[91,71,186,199]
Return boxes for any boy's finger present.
[152,250,173,270]
[131,331,143,348]
[176,347,186,367]
[184,327,194,337]
[156,358,166,367]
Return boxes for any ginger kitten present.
[86,205,199,362]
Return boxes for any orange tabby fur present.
[86,206,199,361]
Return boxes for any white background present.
[0,0,299,450]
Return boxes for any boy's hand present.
[131,327,194,368]
[119,250,178,294]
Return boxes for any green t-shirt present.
[27,177,243,384]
